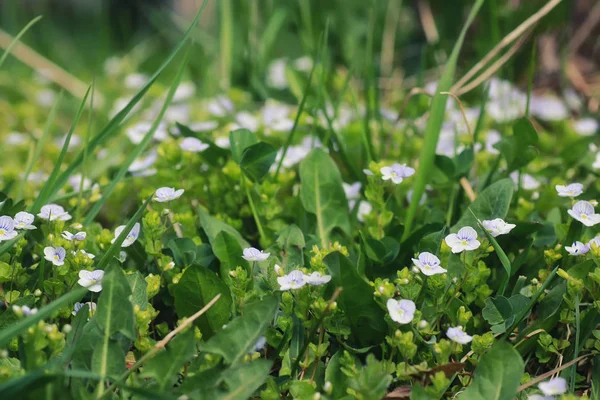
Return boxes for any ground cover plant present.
[0,0,599,398]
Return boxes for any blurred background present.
[0,0,598,104]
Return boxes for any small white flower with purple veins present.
[380,163,415,184]
[305,272,332,286]
[412,252,447,276]
[254,336,267,351]
[568,200,600,226]
[565,241,589,256]
[538,377,568,396]
[481,218,516,237]
[62,231,87,241]
[277,270,306,290]
[446,326,473,344]
[357,202,373,223]
[180,137,209,153]
[555,183,584,197]
[112,223,141,247]
[13,212,36,230]
[242,247,270,262]
[44,246,66,266]
[38,204,72,221]
[0,216,18,242]
[78,270,105,292]
[444,227,481,253]
[154,187,185,203]
[72,301,97,316]
[386,299,416,324]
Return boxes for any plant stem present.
[242,176,266,244]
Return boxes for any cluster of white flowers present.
[277,269,332,291]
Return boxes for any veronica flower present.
[180,137,209,153]
[254,336,267,352]
[38,204,72,221]
[72,301,97,316]
[446,326,473,344]
[305,272,332,286]
[112,223,141,247]
[78,270,105,292]
[44,246,66,266]
[573,118,598,136]
[386,299,416,324]
[357,201,373,223]
[412,252,446,276]
[242,247,270,262]
[510,171,541,190]
[555,183,584,197]
[0,216,18,242]
[343,182,362,209]
[75,250,96,259]
[13,305,38,316]
[538,377,568,396]
[481,218,516,237]
[154,187,185,202]
[568,200,600,226]
[277,270,306,290]
[62,231,87,241]
[444,227,481,253]
[267,59,288,89]
[529,94,569,121]
[13,212,36,230]
[380,163,415,184]
[565,241,589,256]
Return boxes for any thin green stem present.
[242,176,266,244]
[77,78,95,222]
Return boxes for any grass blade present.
[82,47,190,224]
[0,15,42,69]
[402,0,484,241]
[43,0,209,206]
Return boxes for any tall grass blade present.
[402,0,484,241]
[0,15,42,69]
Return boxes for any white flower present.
[0,216,18,242]
[112,222,141,247]
[277,270,306,290]
[126,121,168,144]
[568,200,600,226]
[13,305,38,316]
[68,174,92,191]
[267,59,288,89]
[343,182,362,202]
[357,201,373,223]
[386,299,416,324]
[412,252,446,276]
[129,150,158,177]
[565,241,589,256]
[215,136,230,149]
[573,118,598,136]
[154,187,184,202]
[484,130,501,154]
[62,231,86,241]
[206,96,234,117]
[254,336,267,351]
[44,246,66,266]
[13,212,36,230]
[173,82,196,102]
[510,171,541,190]
[538,377,568,396]
[180,137,209,153]
[72,301,97,316]
[305,272,332,286]
[527,395,554,400]
[593,153,600,169]
[481,218,516,237]
[446,326,473,344]
[78,270,105,292]
[294,56,313,71]
[189,121,219,132]
[444,227,481,253]
[75,250,95,259]
[529,94,569,121]
[242,247,270,261]
[555,183,583,197]
[380,163,415,184]
[38,204,72,221]
[124,73,148,89]
[274,264,283,276]
[235,111,260,132]
[363,169,374,176]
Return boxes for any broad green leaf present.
[402,0,484,240]
[197,207,249,249]
[299,149,351,246]
[482,296,512,326]
[289,314,305,369]
[71,320,103,373]
[201,295,278,363]
[56,303,89,367]
[457,342,524,400]
[174,265,233,337]
[218,360,272,400]
[410,383,432,400]
[229,129,258,164]
[494,118,539,172]
[95,264,135,340]
[240,142,277,182]
[126,272,148,311]
[92,338,126,378]
[325,351,355,399]
[323,252,386,347]
[275,224,305,270]
[213,231,250,278]
[452,178,514,233]
[167,238,198,267]
[142,328,196,391]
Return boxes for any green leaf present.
[92,338,126,378]
[325,351,354,399]
[126,272,148,311]
[174,265,233,337]
[213,231,250,279]
[275,224,306,270]
[229,129,258,164]
[56,302,89,367]
[201,296,278,363]
[457,342,524,400]
[453,178,514,233]
[198,207,250,250]
[142,328,196,391]
[323,252,386,347]
[240,142,277,182]
[167,238,198,267]
[299,149,351,247]
[494,117,539,172]
[218,360,272,400]
[410,383,432,400]
[482,296,513,326]
[96,264,135,340]
[402,0,484,240]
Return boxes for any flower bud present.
[274,264,284,276]
[34,289,42,296]
[313,393,321,400]
[165,261,175,271]
[161,208,171,216]
[323,381,332,394]
[63,324,72,333]
[418,320,428,329]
